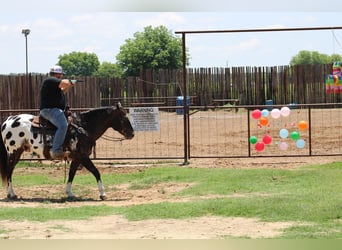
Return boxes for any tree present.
[290,50,342,65]
[57,51,100,76]
[116,25,186,77]
[93,61,123,78]
[330,53,342,62]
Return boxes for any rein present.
[101,135,126,142]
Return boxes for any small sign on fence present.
[129,107,160,131]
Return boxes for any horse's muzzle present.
[125,132,134,139]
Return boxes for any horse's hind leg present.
[7,149,24,199]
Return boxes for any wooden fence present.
[0,64,338,111]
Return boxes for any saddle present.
[30,108,76,160]
[31,115,58,132]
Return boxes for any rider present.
[39,65,76,160]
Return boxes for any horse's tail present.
[0,132,9,184]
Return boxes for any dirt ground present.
[1,107,342,239]
[0,155,339,239]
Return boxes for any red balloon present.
[251,109,262,119]
[255,142,265,152]
[262,135,272,145]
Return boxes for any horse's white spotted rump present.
[1,114,47,157]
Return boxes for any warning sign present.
[129,107,160,131]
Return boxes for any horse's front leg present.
[80,156,106,200]
[65,160,79,199]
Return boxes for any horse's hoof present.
[6,194,18,200]
[100,195,107,201]
[66,196,77,201]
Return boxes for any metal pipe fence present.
[1,103,342,162]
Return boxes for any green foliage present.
[57,51,100,76]
[116,25,185,76]
[290,50,342,65]
[93,61,124,78]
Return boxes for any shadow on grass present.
[0,196,131,204]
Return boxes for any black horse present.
[0,104,134,200]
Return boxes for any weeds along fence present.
[3,103,342,162]
[0,64,338,113]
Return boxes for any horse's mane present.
[77,106,119,127]
[80,106,114,117]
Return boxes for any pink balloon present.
[271,108,281,119]
[255,142,265,152]
[251,109,262,119]
[280,107,291,117]
[279,141,288,150]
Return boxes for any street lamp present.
[21,28,30,75]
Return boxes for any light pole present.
[21,28,30,75]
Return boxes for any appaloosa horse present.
[0,104,134,200]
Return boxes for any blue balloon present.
[296,139,306,149]
[279,128,289,139]
[261,109,269,117]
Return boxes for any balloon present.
[249,136,257,144]
[255,142,265,152]
[251,109,262,119]
[271,108,281,119]
[296,139,306,149]
[280,107,291,117]
[261,109,269,117]
[279,128,289,139]
[279,141,288,150]
[259,117,269,126]
[263,135,272,145]
[298,120,308,130]
[290,131,300,140]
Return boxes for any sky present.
[1,0,342,74]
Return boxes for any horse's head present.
[110,103,134,139]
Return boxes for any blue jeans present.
[40,108,68,154]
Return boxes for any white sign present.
[129,107,160,131]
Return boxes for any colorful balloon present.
[262,135,272,145]
[279,128,289,139]
[290,131,300,140]
[251,109,262,119]
[298,120,308,130]
[270,108,281,119]
[279,141,288,150]
[261,109,269,117]
[280,107,291,117]
[296,139,306,149]
[249,136,258,144]
[255,142,265,152]
[259,117,269,126]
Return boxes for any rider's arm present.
[59,79,75,93]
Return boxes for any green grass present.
[4,161,342,238]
